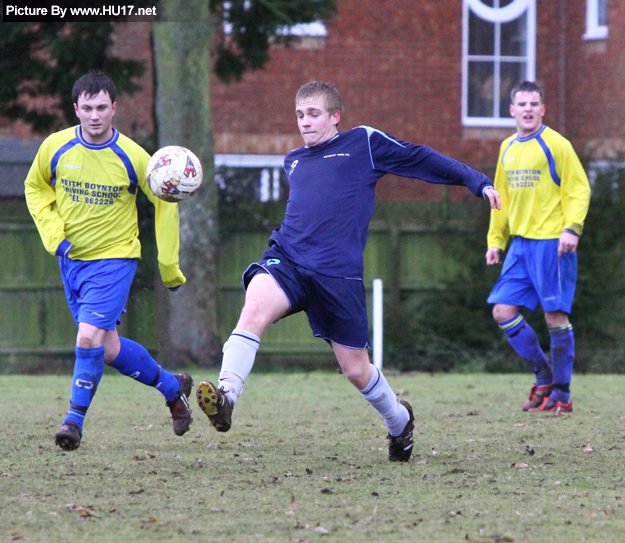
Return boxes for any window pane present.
[468,61,495,117]
[469,10,494,55]
[501,12,527,56]
[499,61,527,117]
[598,0,607,26]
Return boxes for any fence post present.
[372,278,383,370]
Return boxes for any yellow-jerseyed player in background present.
[486,80,590,413]
[24,71,193,451]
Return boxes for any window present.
[584,0,608,40]
[214,154,287,203]
[462,0,536,127]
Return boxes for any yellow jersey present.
[24,126,185,288]
[487,125,590,251]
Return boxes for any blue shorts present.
[242,244,371,349]
[59,258,138,330]
[487,237,577,313]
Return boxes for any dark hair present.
[72,71,116,103]
[295,81,343,115]
[510,80,544,104]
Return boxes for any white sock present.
[218,329,260,404]
[359,367,409,436]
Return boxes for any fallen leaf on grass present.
[314,526,329,535]
[1,473,14,478]
[320,488,333,494]
[9,534,23,541]
[66,504,99,518]
[584,445,593,452]
[525,446,535,456]
[509,463,529,469]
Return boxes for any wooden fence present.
[0,199,468,371]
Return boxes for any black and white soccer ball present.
[146,146,203,202]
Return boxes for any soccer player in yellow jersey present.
[486,81,590,413]
[24,72,193,451]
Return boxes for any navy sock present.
[549,324,574,403]
[63,346,105,431]
[108,337,180,402]
[499,315,552,385]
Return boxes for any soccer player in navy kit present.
[24,72,193,451]
[486,81,590,413]
[197,81,500,462]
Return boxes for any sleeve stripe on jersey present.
[359,125,406,170]
[110,143,139,195]
[536,135,561,187]
[50,140,79,186]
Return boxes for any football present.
[146,146,203,202]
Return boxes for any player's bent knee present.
[545,311,569,328]
[492,304,518,324]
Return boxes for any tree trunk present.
[152,4,222,367]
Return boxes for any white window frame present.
[215,154,286,202]
[462,0,536,128]
[583,0,608,40]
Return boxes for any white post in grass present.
[372,278,383,370]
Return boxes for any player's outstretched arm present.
[483,187,501,210]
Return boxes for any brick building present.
[2,0,623,198]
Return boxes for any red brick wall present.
[211,0,499,201]
[565,1,625,158]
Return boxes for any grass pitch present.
[1,371,625,542]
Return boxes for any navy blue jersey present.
[270,126,492,278]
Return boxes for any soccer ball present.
[146,146,203,202]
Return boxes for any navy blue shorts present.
[487,237,577,313]
[242,244,370,349]
[59,257,137,330]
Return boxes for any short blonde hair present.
[295,81,343,115]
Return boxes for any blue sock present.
[549,324,574,403]
[108,337,180,402]
[63,346,105,431]
[499,315,552,385]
